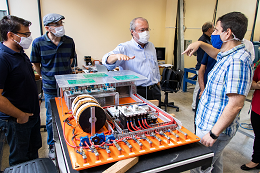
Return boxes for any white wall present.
[8,0,176,67]
[0,0,7,11]
[6,0,260,69]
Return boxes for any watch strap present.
[209,130,218,139]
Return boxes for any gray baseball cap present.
[43,13,65,26]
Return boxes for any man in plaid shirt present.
[183,12,253,173]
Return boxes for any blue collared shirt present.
[102,38,160,86]
[196,44,253,137]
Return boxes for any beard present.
[14,42,23,51]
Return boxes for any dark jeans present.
[194,89,201,133]
[0,116,42,166]
[251,110,260,163]
[137,84,161,107]
[44,93,57,146]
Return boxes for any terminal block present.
[103,144,111,157]
[151,132,162,145]
[132,136,143,150]
[141,134,153,148]
[122,139,133,152]
[113,140,122,155]
[159,131,171,144]
[168,129,179,141]
[177,129,188,139]
[90,145,100,160]
[80,147,87,163]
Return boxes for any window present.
[0,10,7,41]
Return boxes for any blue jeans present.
[0,116,42,166]
[44,93,57,146]
[190,128,233,173]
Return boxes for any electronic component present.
[177,129,188,139]
[113,140,122,155]
[141,134,153,148]
[90,145,99,160]
[72,95,106,133]
[132,136,143,150]
[104,144,111,157]
[79,135,90,146]
[122,139,133,152]
[80,147,87,163]
[168,129,179,141]
[54,70,200,171]
[159,131,171,144]
[151,132,162,145]
[90,133,105,145]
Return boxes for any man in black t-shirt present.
[0,15,41,166]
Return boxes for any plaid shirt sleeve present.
[226,56,252,96]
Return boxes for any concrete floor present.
[0,84,259,173]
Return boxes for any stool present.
[4,158,57,173]
[182,68,197,92]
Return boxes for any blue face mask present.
[211,34,223,49]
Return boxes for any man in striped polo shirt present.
[30,13,77,160]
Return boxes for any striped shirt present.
[30,32,77,94]
[196,44,253,137]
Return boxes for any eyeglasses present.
[136,28,150,33]
[48,21,64,27]
[14,32,31,38]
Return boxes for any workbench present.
[51,99,213,173]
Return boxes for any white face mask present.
[136,31,150,44]
[51,26,65,37]
[14,34,33,49]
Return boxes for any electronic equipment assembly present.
[54,70,200,171]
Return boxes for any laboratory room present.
[0,0,260,172]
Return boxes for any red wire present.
[134,123,141,131]
[130,121,138,131]
[84,141,90,148]
[117,136,133,142]
[127,121,134,132]
[135,125,141,131]
[89,139,106,148]
[141,118,148,129]
[138,120,144,129]
[134,94,176,126]
[63,118,89,149]
[144,118,152,128]
[63,121,77,148]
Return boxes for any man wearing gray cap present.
[30,13,77,160]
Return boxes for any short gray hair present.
[130,17,149,31]
[202,22,213,33]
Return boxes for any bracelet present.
[209,130,218,139]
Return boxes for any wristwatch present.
[209,130,218,139]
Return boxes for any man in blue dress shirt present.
[102,17,161,106]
